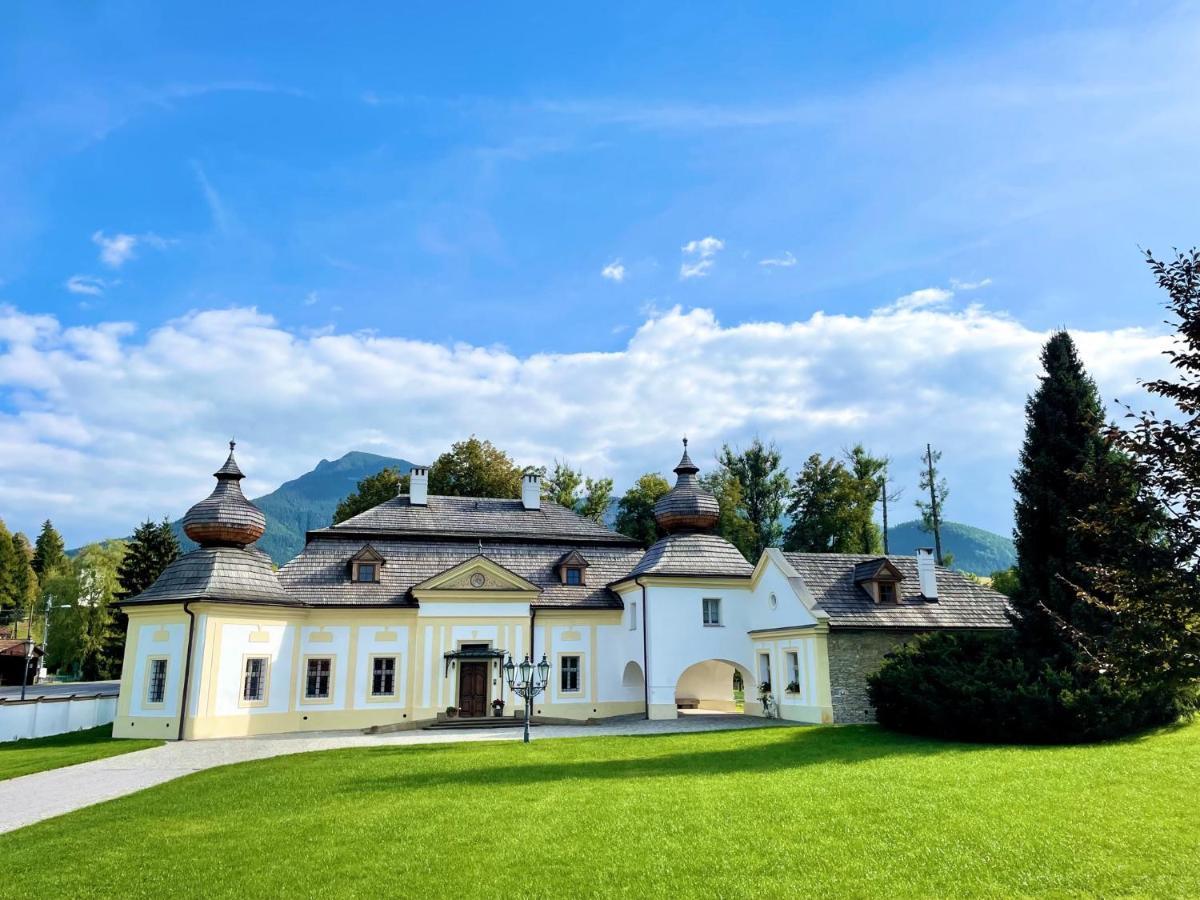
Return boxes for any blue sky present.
[1,3,1197,545]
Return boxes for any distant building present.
[114,441,1009,739]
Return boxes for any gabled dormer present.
[853,557,904,604]
[554,550,590,586]
[348,544,385,584]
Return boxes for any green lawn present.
[0,725,162,781]
[1,723,1198,897]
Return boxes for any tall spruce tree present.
[0,519,16,612]
[32,520,67,584]
[1009,331,1139,662]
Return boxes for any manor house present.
[114,441,1009,739]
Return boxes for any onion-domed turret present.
[653,438,721,533]
[182,441,267,548]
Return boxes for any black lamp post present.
[503,653,551,743]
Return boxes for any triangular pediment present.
[853,558,904,583]
[554,549,590,568]
[351,543,385,564]
[412,554,540,594]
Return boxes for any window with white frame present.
[305,657,332,699]
[146,658,168,704]
[242,656,268,703]
[702,597,722,626]
[785,650,800,693]
[629,601,637,630]
[372,656,397,696]
[757,652,771,690]
[560,655,581,693]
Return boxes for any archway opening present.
[675,659,753,714]
[621,660,645,689]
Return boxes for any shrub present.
[868,631,1180,744]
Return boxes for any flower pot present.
[493,708,503,717]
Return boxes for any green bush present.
[867,631,1182,744]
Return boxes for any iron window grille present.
[560,655,581,692]
[305,658,332,699]
[243,657,267,702]
[147,658,167,704]
[372,656,397,696]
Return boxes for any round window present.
[769,592,778,609]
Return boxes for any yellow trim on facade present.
[238,653,271,709]
[299,654,336,705]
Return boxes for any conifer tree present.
[0,519,16,612]
[1009,331,1141,662]
[32,520,67,583]
[9,533,38,614]
[116,519,181,600]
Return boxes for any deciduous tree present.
[614,473,671,548]
[715,439,789,558]
[332,468,409,524]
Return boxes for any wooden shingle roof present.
[314,495,638,546]
[121,547,293,607]
[783,552,1011,630]
[280,538,644,609]
[628,533,753,579]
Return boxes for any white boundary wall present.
[0,694,118,743]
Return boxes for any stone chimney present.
[916,548,938,601]
[409,466,429,506]
[521,472,541,510]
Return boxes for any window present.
[242,656,268,704]
[146,658,167,704]
[372,656,397,697]
[702,597,722,626]
[758,653,771,690]
[305,657,332,699]
[629,601,637,631]
[786,651,800,693]
[565,567,582,585]
[878,581,897,603]
[355,563,377,583]
[560,655,580,693]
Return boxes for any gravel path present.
[0,714,795,834]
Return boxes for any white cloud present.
[64,275,106,296]
[951,277,993,291]
[601,260,626,283]
[91,231,138,268]
[882,287,955,312]
[680,236,725,279]
[303,291,320,306]
[759,251,797,268]
[0,296,1171,546]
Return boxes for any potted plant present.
[446,706,458,719]
[492,698,505,718]
[785,680,800,694]
[757,681,775,719]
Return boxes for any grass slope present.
[887,519,1015,575]
[1,724,1197,897]
[0,725,161,781]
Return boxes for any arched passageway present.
[674,659,754,714]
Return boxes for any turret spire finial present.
[229,438,236,452]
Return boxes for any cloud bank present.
[0,291,1170,545]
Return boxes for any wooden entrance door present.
[458,661,488,717]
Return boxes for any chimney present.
[409,466,429,506]
[521,472,541,510]
[916,548,938,601]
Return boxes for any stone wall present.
[827,630,924,724]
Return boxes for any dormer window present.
[554,550,590,586]
[348,544,385,584]
[853,557,905,604]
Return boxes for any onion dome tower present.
[628,439,755,579]
[120,441,288,607]
[652,438,721,533]
[182,441,267,548]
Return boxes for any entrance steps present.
[423,717,537,731]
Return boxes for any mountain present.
[885,519,1014,576]
[172,451,414,565]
